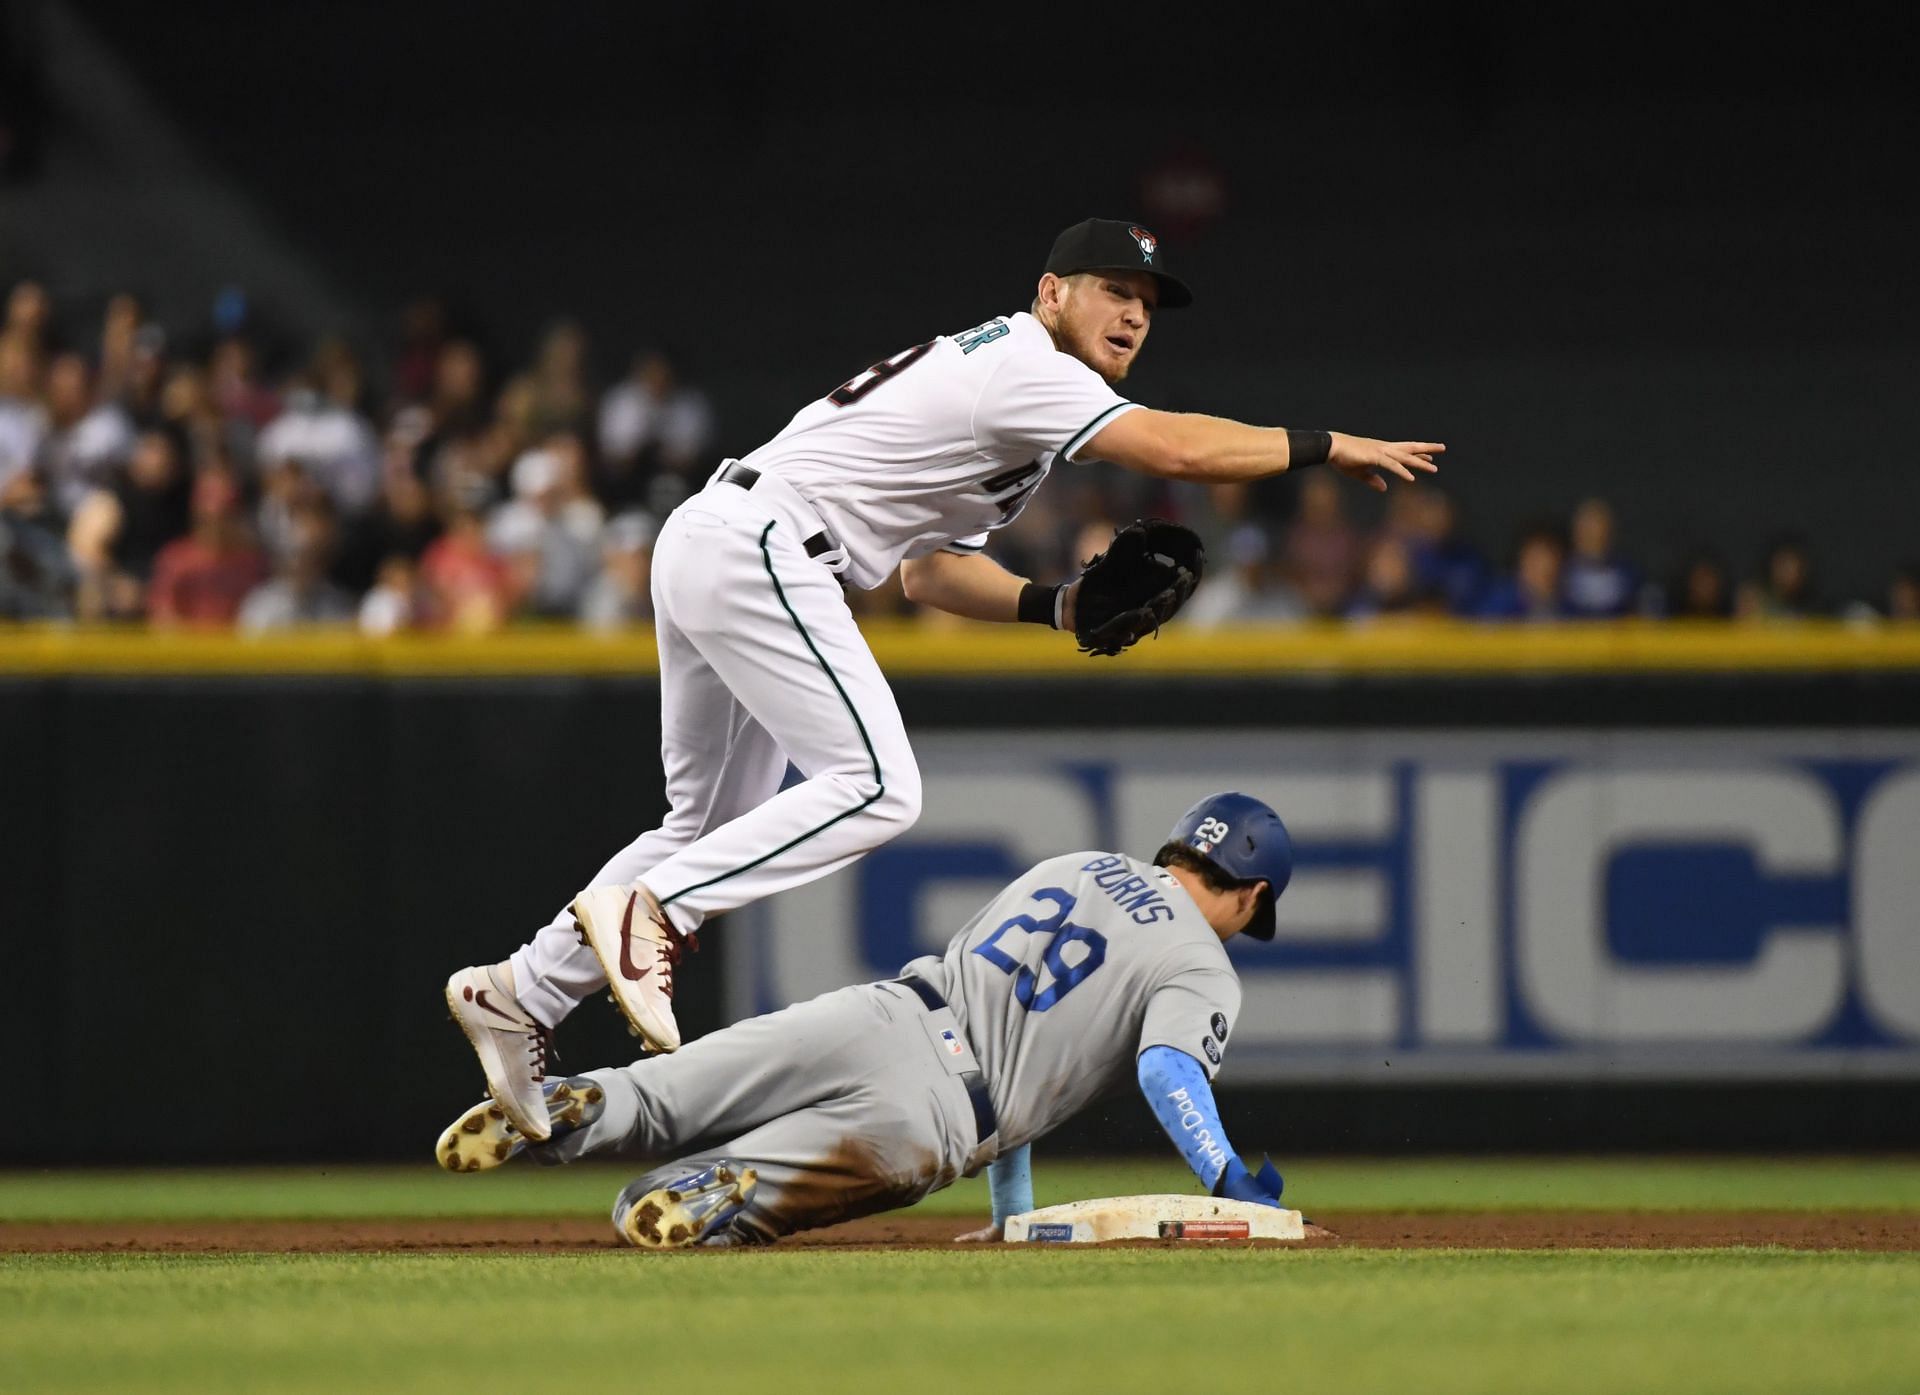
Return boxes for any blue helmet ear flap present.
[1243,884,1278,942]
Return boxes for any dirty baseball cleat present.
[445,962,555,1142]
[571,883,692,1053]
[437,1076,605,1173]
[618,1161,758,1249]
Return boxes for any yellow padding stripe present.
[2,620,1919,677]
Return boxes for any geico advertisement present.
[725,732,1920,1082]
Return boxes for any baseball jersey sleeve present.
[941,531,989,555]
[1138,965,1241,1081]
[971,350,1141,463]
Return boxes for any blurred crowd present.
[0,282,706,632]
[1139,483,1920,629]
[1,278,1915,632]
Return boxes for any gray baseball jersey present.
[548,849,1240,1243]
[899,850,1242,1153]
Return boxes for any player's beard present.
[1040,295,1138,384]
[1068,320,1133,385]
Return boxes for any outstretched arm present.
[899,549,1078,629]
[1086,408,1443,494]
[956,1049,1277,1242]
[987,1142,1034,1226]
[1137,1045,1283,1205]
[954,1142,1033,1243]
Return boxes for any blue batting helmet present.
[1165,791,1293,941]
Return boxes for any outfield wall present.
[739,730,1920,1084]
[4,625,1918,1161]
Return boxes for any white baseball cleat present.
[618,1161,759,1249]
[571,883,691,1053]
[436,1076,604,1173]
[445,963,554,1142]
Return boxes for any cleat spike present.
[438,1075,603,1176]
[619,1160,758,1249]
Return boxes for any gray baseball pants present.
[542,979,995,1243]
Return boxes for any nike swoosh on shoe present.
[617,892,655,983]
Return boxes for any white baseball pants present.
[508,470,921,1029]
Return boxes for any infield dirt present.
[5,1210,1917,1253]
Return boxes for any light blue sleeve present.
[987,1143,1033,1228]
[1137,1045,1236,1190]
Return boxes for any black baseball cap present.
[1043,218,1193,309]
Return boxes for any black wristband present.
[1287,429,1332,468]
[1018,581,1062,628]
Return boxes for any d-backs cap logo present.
[1129,226,1158,263]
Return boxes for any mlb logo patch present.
[940,1028,964,1056]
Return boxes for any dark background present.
[5,5,1919,1163]
[6,1,1919,596]
[5,668,1916,1165]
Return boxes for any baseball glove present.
[1071,518,1205,656]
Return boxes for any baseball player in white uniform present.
[438,792,1299,1249]
[446,219,1443,1144]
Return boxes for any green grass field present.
[9,1155,1920,1219]
[5,1159,1920,1395]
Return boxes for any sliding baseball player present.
[440,792,1296,1248]
[446,218,1442,1145]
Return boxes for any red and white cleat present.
[444,963,554,1142]
[571,884,694,1053]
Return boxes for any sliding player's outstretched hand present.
[1329,434,1445,492]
